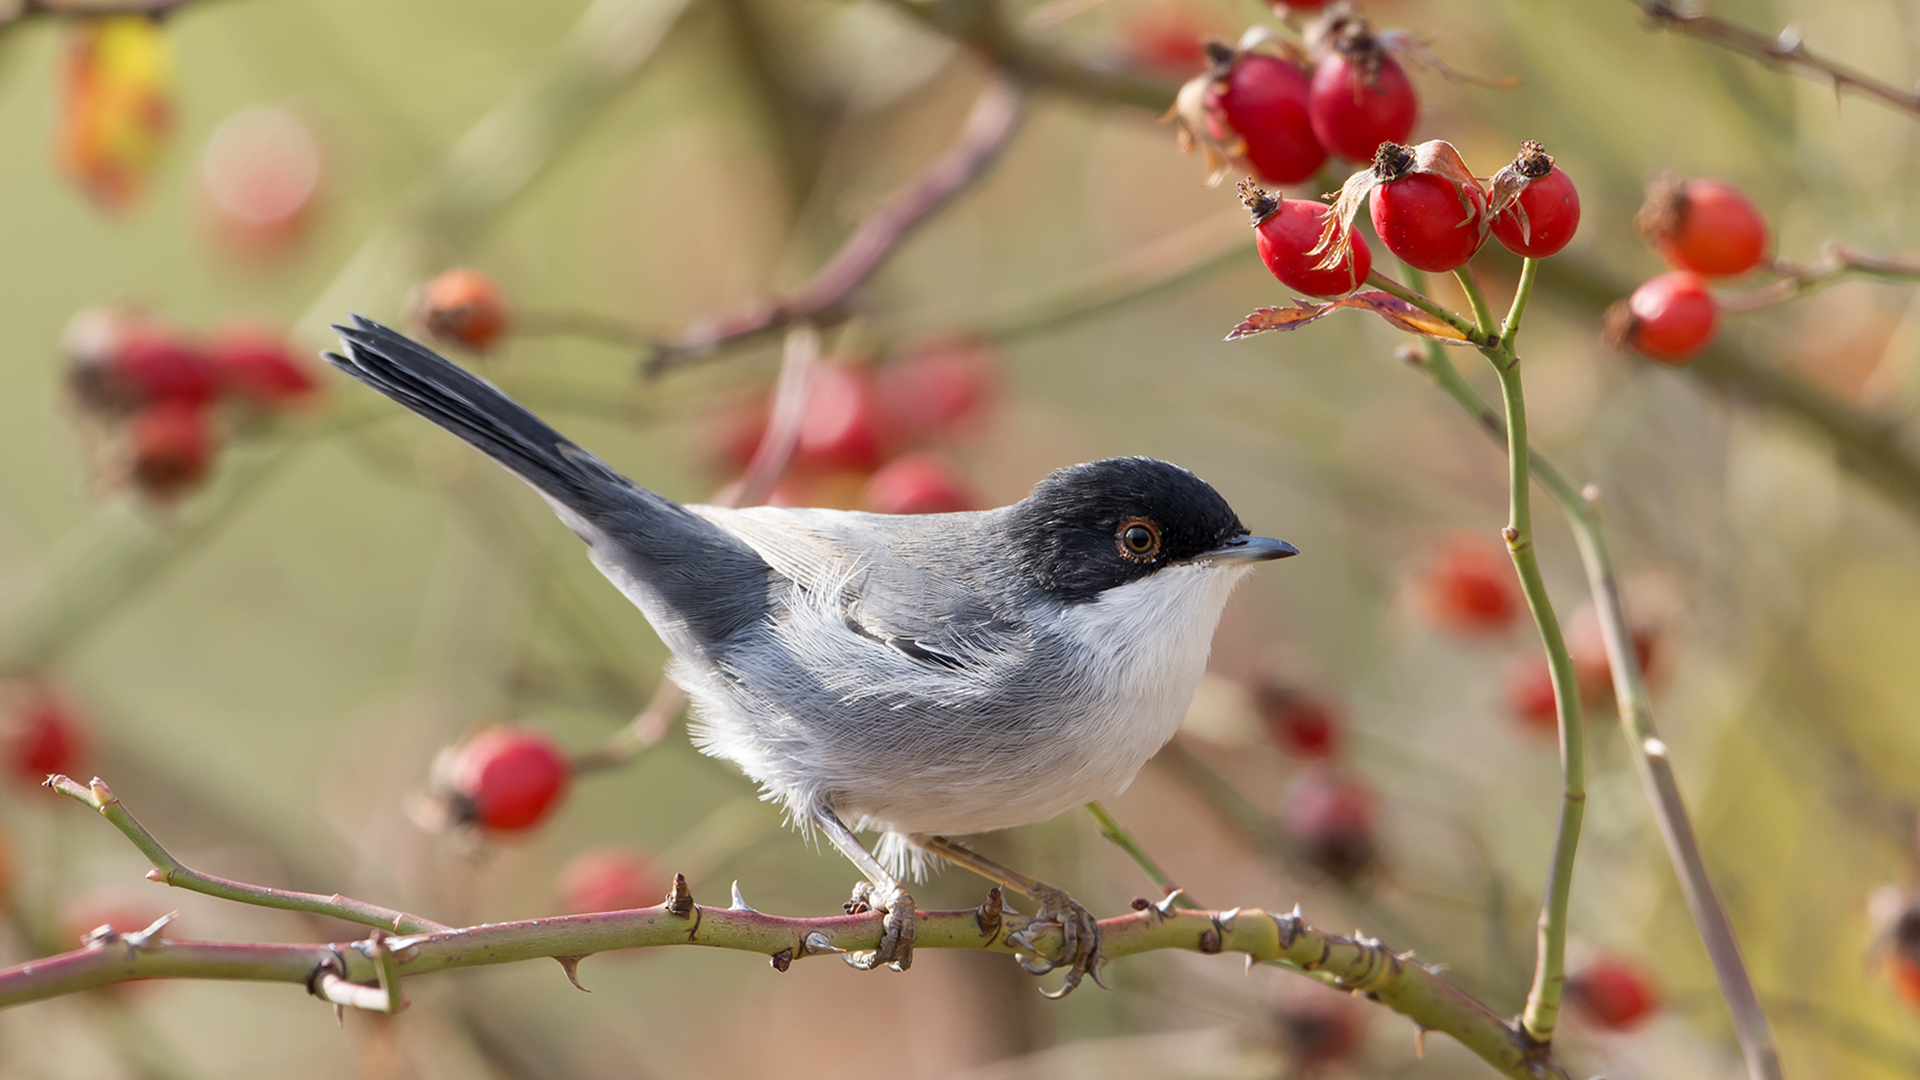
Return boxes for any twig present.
[1462,262,1586,1046]
[878,0,1176,111]
[512,308,663,346]
[1404,340,1785,1080]
[1084,801,1195,906]
[1634,1,1920,120]
[0,783,1574,1080]
[1716,245,1920,313]
[47,775,448,935]
[646,78,1024,374]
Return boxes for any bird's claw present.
[842,882,915,972]
[1006,886,1103,997]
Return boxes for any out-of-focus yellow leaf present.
[56,16,174,212]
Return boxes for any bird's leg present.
[812,807,915,972]
[912,834,1104,997]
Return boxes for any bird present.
[325,315,1297,994]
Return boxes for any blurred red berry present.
[1505,655,1559,734]
[127,403,215,500]
[1276,982,1363,1068]
[206,324,319,410]
[65,310,218,415]
[1490,144,1580,259]
[1569,622,1658,701]
[415,269,510,353]
[4,685,88,785]
[795,364,886,473]
[443,726,570,833]
[874,338,998,447]
[1888,906,1920,1010]
[1890,954,1920,1010]
[1307,34,1416,163]
[1121,7,1215,78]
[1244,187,1372,298]
[198,105,323,259]
[1638,175,1768,277]
[1567,957,1661,1031]
[1283,769,1377,881]
[1206,53,1327,185]
[559,846,663,914]
[1369,152,1487,273]
[1610,271,1717,364]
[863,454,976,515]
[1417,537,1519,635]
[1253,682,1339,759]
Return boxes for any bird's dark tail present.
[326,314,626,507]
[325,315,771,649]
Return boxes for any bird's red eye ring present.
[1116,517,1161,562]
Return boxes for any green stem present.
[1365,271,1485,343]
[49,776,447,935]
[1501,257,1541,347]
[1454,266,1499,344]
[1084,802,1195,907]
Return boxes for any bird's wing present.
[689,505,1020,671]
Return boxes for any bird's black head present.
[1006,458,1291,604]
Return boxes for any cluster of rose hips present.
[1243,138,1580,301]
[1606,174,1771,363]
[713,337,999,514]
[1176,8,1423,187]
[62,308,320,501]
[1251,679,1379,883]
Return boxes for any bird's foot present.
[842,881,915,972]
[1006,885,1105,998]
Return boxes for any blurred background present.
[0,0,1918,1077]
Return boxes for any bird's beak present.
[1197,535,1299,565]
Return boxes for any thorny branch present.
[644,77,1024,374]
[1634,1,1920,120]
[6,775,1569,1080]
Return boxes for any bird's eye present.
[1116,518,1161,562]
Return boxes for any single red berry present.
[1567,958,1661,1031]
[1283,769,1377,881]
[127,403,215,500]
[1206,53,1327,185]
[1890,953,1920,1011]
[559,846,663,914]
[206,324,319,410]
[1307,39,1416,163]
[445,726,570,833]
[1417,537,1519,635]
[874,337,998,446]
[1253,682,1339,759]
[1243,187,1372,298]
[1122,7,1215,78]
[795,364,886,473]
[863,453,976,514]
[1611,271,1717,364]
[1369,165,1488,273]
[4,685,87,785]
[1889,907,1920,1010]
[1637,175,1768,277]
[1569,622,1658,701]
[415,269,510,352]
[1277,983,1364,1067]
[1490,144,1580,259]
[1505,655,1559,734]
[66,311,219,414]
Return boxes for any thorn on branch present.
[555,956,590,992]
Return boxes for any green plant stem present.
[48,776,447,935]
[1407,331,1784,1079]
[1366,271,1486,342]
[1460,262,1586,1045]
[1084,802,1194,907]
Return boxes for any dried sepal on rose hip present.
[1317,140,1486,275]
[1241,179,1371,298]
[1169,31,1325,187]
[1486,141,1580,259]
[1634,172,1769,277]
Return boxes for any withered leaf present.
[1226,292,1473,343]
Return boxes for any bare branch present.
[645,77,1025,374]
[1634,1,1920,120]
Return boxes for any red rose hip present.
[1490,142,1580,258]
[1367,144,1487,273]
[559,846,662,913]
[206,324,319,410]
[1637,175,1768,277]
[1608,272,1717,364]
[1283,768,1378,880]
[1206,52,1327,185]
[863,453,975,514]
[1417,536,1519,635]
[1307,32,1416,163]
[443,726,570,832]
[415,269,510,352]
[4,685,88,785]
[128,403,215,500]
[1253,682,1339,759]
[1567,957,1661,1031]
[1241,183,1371,298]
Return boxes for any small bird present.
[326,316,1296,993]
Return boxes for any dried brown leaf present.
[1226,292,1472,343]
